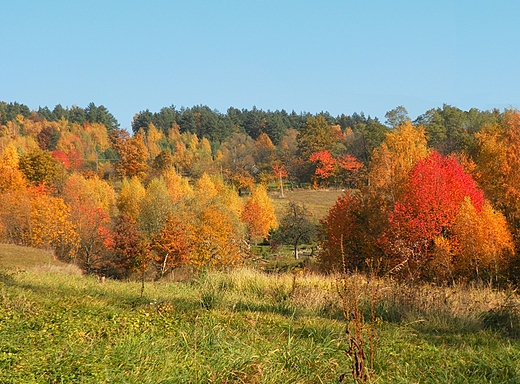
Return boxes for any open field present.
[0,244,81,274]
[269,188,344,221]
[1,246,519,383]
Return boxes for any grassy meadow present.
[1,243,520,383]
[269,188,344,220]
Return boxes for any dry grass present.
[205,267,520,333]
[0,243,82,275]
[269,188,344,220]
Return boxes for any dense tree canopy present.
[1,99,519,284]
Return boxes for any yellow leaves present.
[29,192,79,258]
[117,177,145,222]
[0,188,32,245]
[451,197,514,279]
[113,129,150,179]
[84,122,110,152]
[0,143,27,192]
[242,185,278,240]
[193,173,243,218]
[199,137,212,155]
[188,204,243,268]
[64,173,116,214]
[145,123,165,160]
[367,121,429,205]
[195,172,219,202]
[162,167,194,202]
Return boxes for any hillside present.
[270,188,344,221]
[0,244,80,274]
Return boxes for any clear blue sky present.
[2,1,519,129]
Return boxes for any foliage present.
[19,149,62,187]
[309,150,336,186]
[152,214,192,277]
[110,214,145,278]
[2,100,520,283]
[319,192,366,272]
[381,151,485,279]
[452,198,514,282]
[29,189,79,261]
[367,121,429,207]
[111,128,149,179]
[116,177,145,222]
[475,110,520,275]
[241,184,278,241]
[271,202,317,259]
[0,143,27,192]
[297,115,336,160]
[188,204,244,268]
[138,177,174,236]
[73,205,113,275]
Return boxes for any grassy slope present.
[1,189,519,382]
[270,189,344,221]
[0,244,57,269]
[1,266,519,383]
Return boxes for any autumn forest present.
[1,101,519,285]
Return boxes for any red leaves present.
[337,154,363,173]
[272,164,288,178]
[51,150,70,169]
[382,151,485,272]
[309,150,336,180]
[309,150,363,186]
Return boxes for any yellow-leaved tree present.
[188,204,243,268]
[162,167,194,203]
[30,190,79,261]
[241,184,278,241]
[452,197,514,282]
[0,143,27,192]
[368,121,430,207]
[117,177,146,222]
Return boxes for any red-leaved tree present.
[381,151,484,279]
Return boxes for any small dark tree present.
[271,202,316,259]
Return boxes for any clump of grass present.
[196,271,226,310]
[481,290,520,338]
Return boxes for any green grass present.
[1,245,520,383]
[0,269,347,383]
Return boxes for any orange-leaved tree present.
[63,174,116,274]
[475,110,520,281]
[152,214,192,277]
[241,184,278,242]
[188,204,244,268]
[452,198,514,282]
[111,128,150,179]
[319,191,367,272]
[309,150,336,187]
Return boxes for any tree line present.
[0,100,517,285]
